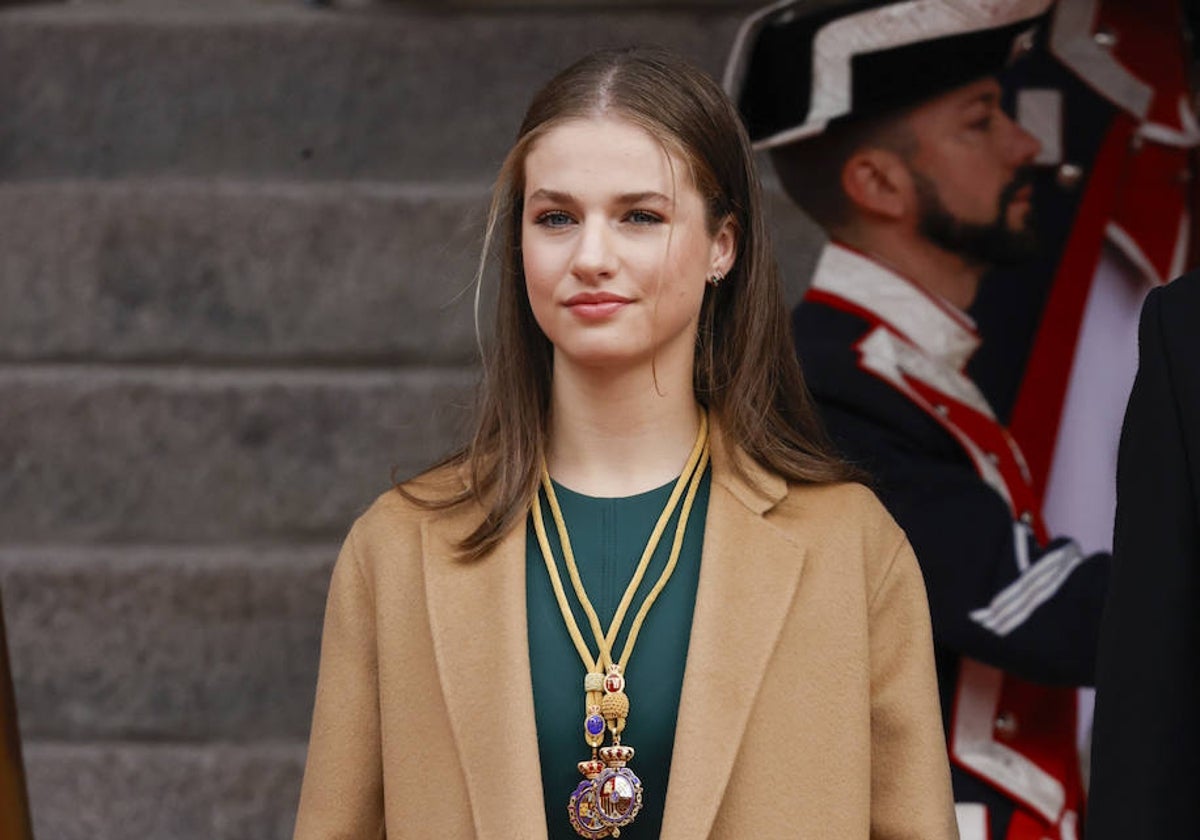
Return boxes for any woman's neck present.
[546,362,702,498]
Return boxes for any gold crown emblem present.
[599,744,635,767]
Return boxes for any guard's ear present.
[840,147,912,222]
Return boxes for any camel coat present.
[294,434,958,839]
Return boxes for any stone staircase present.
[0,1,821,837]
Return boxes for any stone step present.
[24,740,306,840]
[0,364,476,543]
[0,2,746,180]
[0,179,821,363]
[0,180,487,364]
[1,545,330,742]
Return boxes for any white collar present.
[809,241,981,372]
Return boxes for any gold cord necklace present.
[531,411,710,839]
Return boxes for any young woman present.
[294,47,956,840]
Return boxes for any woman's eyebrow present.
[615,191,672,206]
[526,188,575,204]
[526,189,673,206]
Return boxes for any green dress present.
[526,469,711,840]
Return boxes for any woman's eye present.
[626,209,664,225]
[968,115,993,132]
[535,210,575,227]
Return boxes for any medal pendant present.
[567,744,643,839]
[593,767,642,835]
[568,778,610,839]
[568,759,610,839]
[595,744,642,835]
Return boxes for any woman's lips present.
[565,293,631,320]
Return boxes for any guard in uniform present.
[726,3,1111,838]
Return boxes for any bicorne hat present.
[725,0,1053,150]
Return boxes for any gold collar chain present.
[530,411,710,838]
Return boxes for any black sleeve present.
[1087,279,1200,839]
[823,403,1109,687]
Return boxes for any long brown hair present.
[404,46,857,559]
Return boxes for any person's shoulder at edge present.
[1139,270,1199,363]
[1154,267,1200,313]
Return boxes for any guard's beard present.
[911,166,1039,268]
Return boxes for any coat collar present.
[420,421,805,839]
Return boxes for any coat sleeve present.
[1087,278,1200,839]
[294,524,386,840]
[826,404,1110,686]
[867,532,960,840]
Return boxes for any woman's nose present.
[571,218,617,280]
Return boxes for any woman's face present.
[521,116,734,379]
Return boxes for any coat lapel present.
[660,436,808,840]
[421,506,548,839]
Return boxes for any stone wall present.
[0,1,822,837]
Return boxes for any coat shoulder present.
[779,480,901,538]
[345,463,471,563]
[775,480,911,589]
[367,462,467,517]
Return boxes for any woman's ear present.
[709,215,738,278]
[841,148,911,222]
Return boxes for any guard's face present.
[902,77,1041,266]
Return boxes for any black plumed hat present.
[725,0,1052,149]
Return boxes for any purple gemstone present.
[585,714,605,736]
